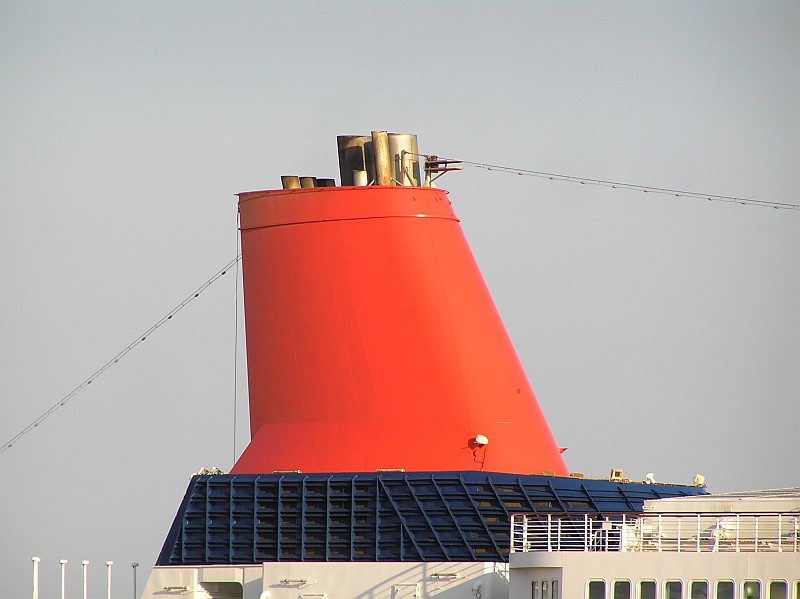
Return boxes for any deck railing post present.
[584,515,589,552]
[640,516,645,551]
[696,515,701,552]
[557,518,562,551]
[657,515,662,552]
[754,516,759,553]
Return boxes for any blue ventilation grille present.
[156,471,705,565]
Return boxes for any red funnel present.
[231,185,567,476]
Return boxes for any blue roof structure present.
[156,471,706,566]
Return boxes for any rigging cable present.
[0,254,242,456]
[438,157,800,211]
[232,210,241,469]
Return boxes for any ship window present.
[690,581,708,599]
[532,580,540,599]
[639,580,656,599]
[551,580,559,599]
[613,580,631,599]
[542,580,549,598]
[665,580,682,599]
[743,580,761,599]
[588,580,606,599]
[716,581,734,599]
[768,580,787,599]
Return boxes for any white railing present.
[510,513,800,554]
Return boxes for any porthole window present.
[613,580,631,599]
[767,580,787,599]
[665,580,682,599]
[743,580,761,599]
[690,580,708,599]
[716,581,734,599]
[639,580,656,599]
[587,580,606,599]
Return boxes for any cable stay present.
[0,254,242,456]
[430,156,800,211]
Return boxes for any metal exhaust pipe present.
[371,130,392,186]
[299,176,317,188]
[281,176,301,189]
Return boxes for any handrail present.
[510,513,800,554]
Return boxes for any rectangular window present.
[532,581,540,599]
[552,580,559,599]
[588,580,606,599]
[613,580,631,599]
[665,581,682,599]
[716,581,734,599]
[690,581,708,599]
[768,581,787,599]
[542,580,549,599]
[639,580,656,599]
[743,580,761,599]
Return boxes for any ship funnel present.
[232,132,567,476]
[337,131,421,186]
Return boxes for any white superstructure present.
[141,561,510,599]
[509,489,800,599]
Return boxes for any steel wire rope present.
[418,152,800,211]
[0,254,242,455]
[232,210,241,468]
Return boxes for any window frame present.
[611,579,631,599]
[689,579,709,599]
[715,580,735,599]
[767,579,788,599]
[742,579,762,599]
[664,579,683,599]
[638,579,657,599]
[587,579,607,599]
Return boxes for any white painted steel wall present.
[509,551,800,599]
[141,562,509,599]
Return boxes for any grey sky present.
[2,2,798,598]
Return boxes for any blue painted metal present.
[156,471,706,566]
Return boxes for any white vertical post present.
[106,560,114,599]
[32,557,41,599]
[640,516,644,550]
[82,560,89,599]
[696,515,701,552]
[557,517,562,551]
[657,515,662,552]
[584,515,588,552]
[132,562,139,599]
[754,516,759,552]
[60,559,68,599]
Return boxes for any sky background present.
[2,2,799,598]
